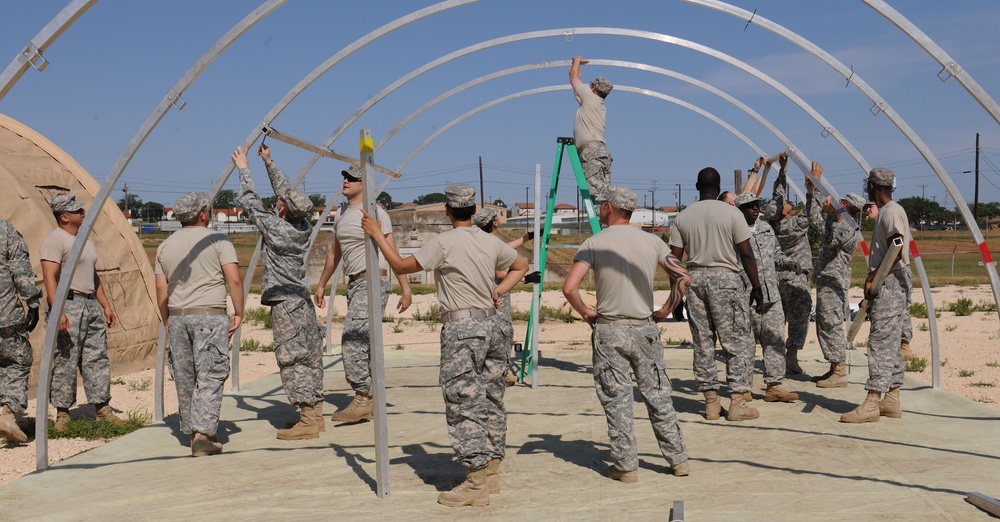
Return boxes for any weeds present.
[510,306,576,323]
[969,381,996,388]
[917,322,929,332]
[959,369,976,378]
[986,361,1000,368]
[945,324,958,332]
[240,338,275,353]
[909,302,940,318]
[392,318,404,334]
[382,313,395,323]
[976,300,998,313]
[662,337,689,346]
[940,358,948,367]
[904,356,928,372]
[109,377,126,386]
[946,298,975,316]
[411,305,441,323]
[244,306,272,328]
[44,410,151,440]
[854,340,868,348]
[394,344,405,351]
[127,378,152,392]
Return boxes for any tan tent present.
[0,113,159,390]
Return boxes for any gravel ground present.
[3,284,998,487]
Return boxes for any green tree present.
[213,189,238,209]
[117,194,143,214]
[898,196,946,225]
[414,192,447,205]
[144,201,165,222]
[308,194,326,208]
[376,191,396,210]
[492,198,507,208]
[261,195,278,209]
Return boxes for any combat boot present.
[95,402,127,426]
[900,340,912,359]
[764,384,799,402]
[438,466,490,507]
[607,466,638,483]
[727,391,759,421]
[743,391,754,402]
[53,408,72,432]
[880,387,902,418]
[671,460,690,477]
[486,458,502,493]
[810,362,836,383]
[841,391,881,423]
[277,403,320,440]
[816,362,848,388]
[0,405,28,444]
[191,431,223,457]
[287,401,325,432]
[703,390,722,420]
[785,348,804,375]
[330,393,373,424]
[503,371,518,387]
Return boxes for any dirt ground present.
[2,284,998,487]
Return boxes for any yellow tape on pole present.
[360,136,374,154]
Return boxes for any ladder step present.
[544,244,582,249]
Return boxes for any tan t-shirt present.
[669,199,751,270]
[154,226,238,309]
[573,82,606,147]
[39,227,98,294]
[413,226,517,313]
[334,204,392,277]
[574,225,668,320]
[869,200,910,272]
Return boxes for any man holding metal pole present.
[569,55,613,201]
[841,168,910,423]
[233,144,324,440]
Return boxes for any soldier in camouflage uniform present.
[314,164,412,424]
[472,206,536,386]
[40,194,127,430]
[0,219,42,444]
[735,192,799,403]
[842,167,910,423]
[155,192,245,456]
[563,186,691,483]
[570,56,613,201]
[234,145,324,440]
[803,163,863,389]
[669,168,765,422]
[762,155,813,374]
[361,184,527,507]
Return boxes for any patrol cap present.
[173,192,210,223]
[282,189,314,221]
[341,164,362,182]
[868,167,895,187]
[841,192,865,212]
[49,193,84,213]
[445,184,476,208]
[472,207,498,228]
[734,192,764,208]
[599,186,637,211]
[591,76,613,97]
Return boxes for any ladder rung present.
[544,244,581,249]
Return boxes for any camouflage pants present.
[901,268,913,343]
[439,316,506,469]
[867,271,908,392]
[592,322,687,471]
[686,271,753,393]
[167,314,231,437]
[749,300,787,385]
[495,291,513,350]
[778,270,811,351]
[815,276,850,363]
[50,298,111,409]
[342,277,390,395]
[271,298,324,405]
[0,325,31,412]
[579,142,612,201]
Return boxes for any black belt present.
[349,271,367,281]
[66,291,96,300]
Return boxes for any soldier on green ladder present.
[569,55,613,201]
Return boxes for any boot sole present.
[816,382,849,388]
[437,496,489,507]
[276,432,320,440]
[330,414,373,424]
[192,449,222,457]
[840,416,878,423]
[880,411,902,418]
[726,415,759,421]
[764,396,798,402]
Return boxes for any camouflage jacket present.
[741,218,798,305]
[765,169,813,274]
[806,192,856,285]
[0,219,42,328]
[239,162,311,305]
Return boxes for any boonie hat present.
[734,192,764,208]
[282,189,314,221]
[868,167,895,187]
[601,186,637,211]
[445,184,476,208]
[841,192,866,212]
[49,193,84,213]
[472,207,498,228]
[591,76,613,97]
[173,192,210,223]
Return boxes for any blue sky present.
[2,0,999,212]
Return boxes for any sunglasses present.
[344,175,361,183]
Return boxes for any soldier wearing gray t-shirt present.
[569,56,613,201]
[669,168,765,422]
[564,186,691,483]
[362,184,527,508]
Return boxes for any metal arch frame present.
[395,85,769,171]
[222,0,480,372]
[300,27,867,226]
[862,0,1000,126]
[33,0,287,471]
[0,0,97,101]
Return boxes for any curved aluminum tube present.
[34,0,287,471]
[863,0,1000,125]
[0,0,97,101]
[208,0,479,200]
[396,85,767,171]
[223,1,479,351]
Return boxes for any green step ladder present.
[517,137,602,383]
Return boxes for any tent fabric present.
[0,113,160,389]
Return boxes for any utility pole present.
[650,180,657,231]
[122,183,129,221]
[479,156,485,206]
[920,184,927,200]
[676,183,682,209]
[975,132,981,224]
[525,186,529,233]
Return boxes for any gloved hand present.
[523,271,542,284]
[749,287,764,314]
[526,230,535,240]
[25,307,40,332]
[672,299,686,322]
